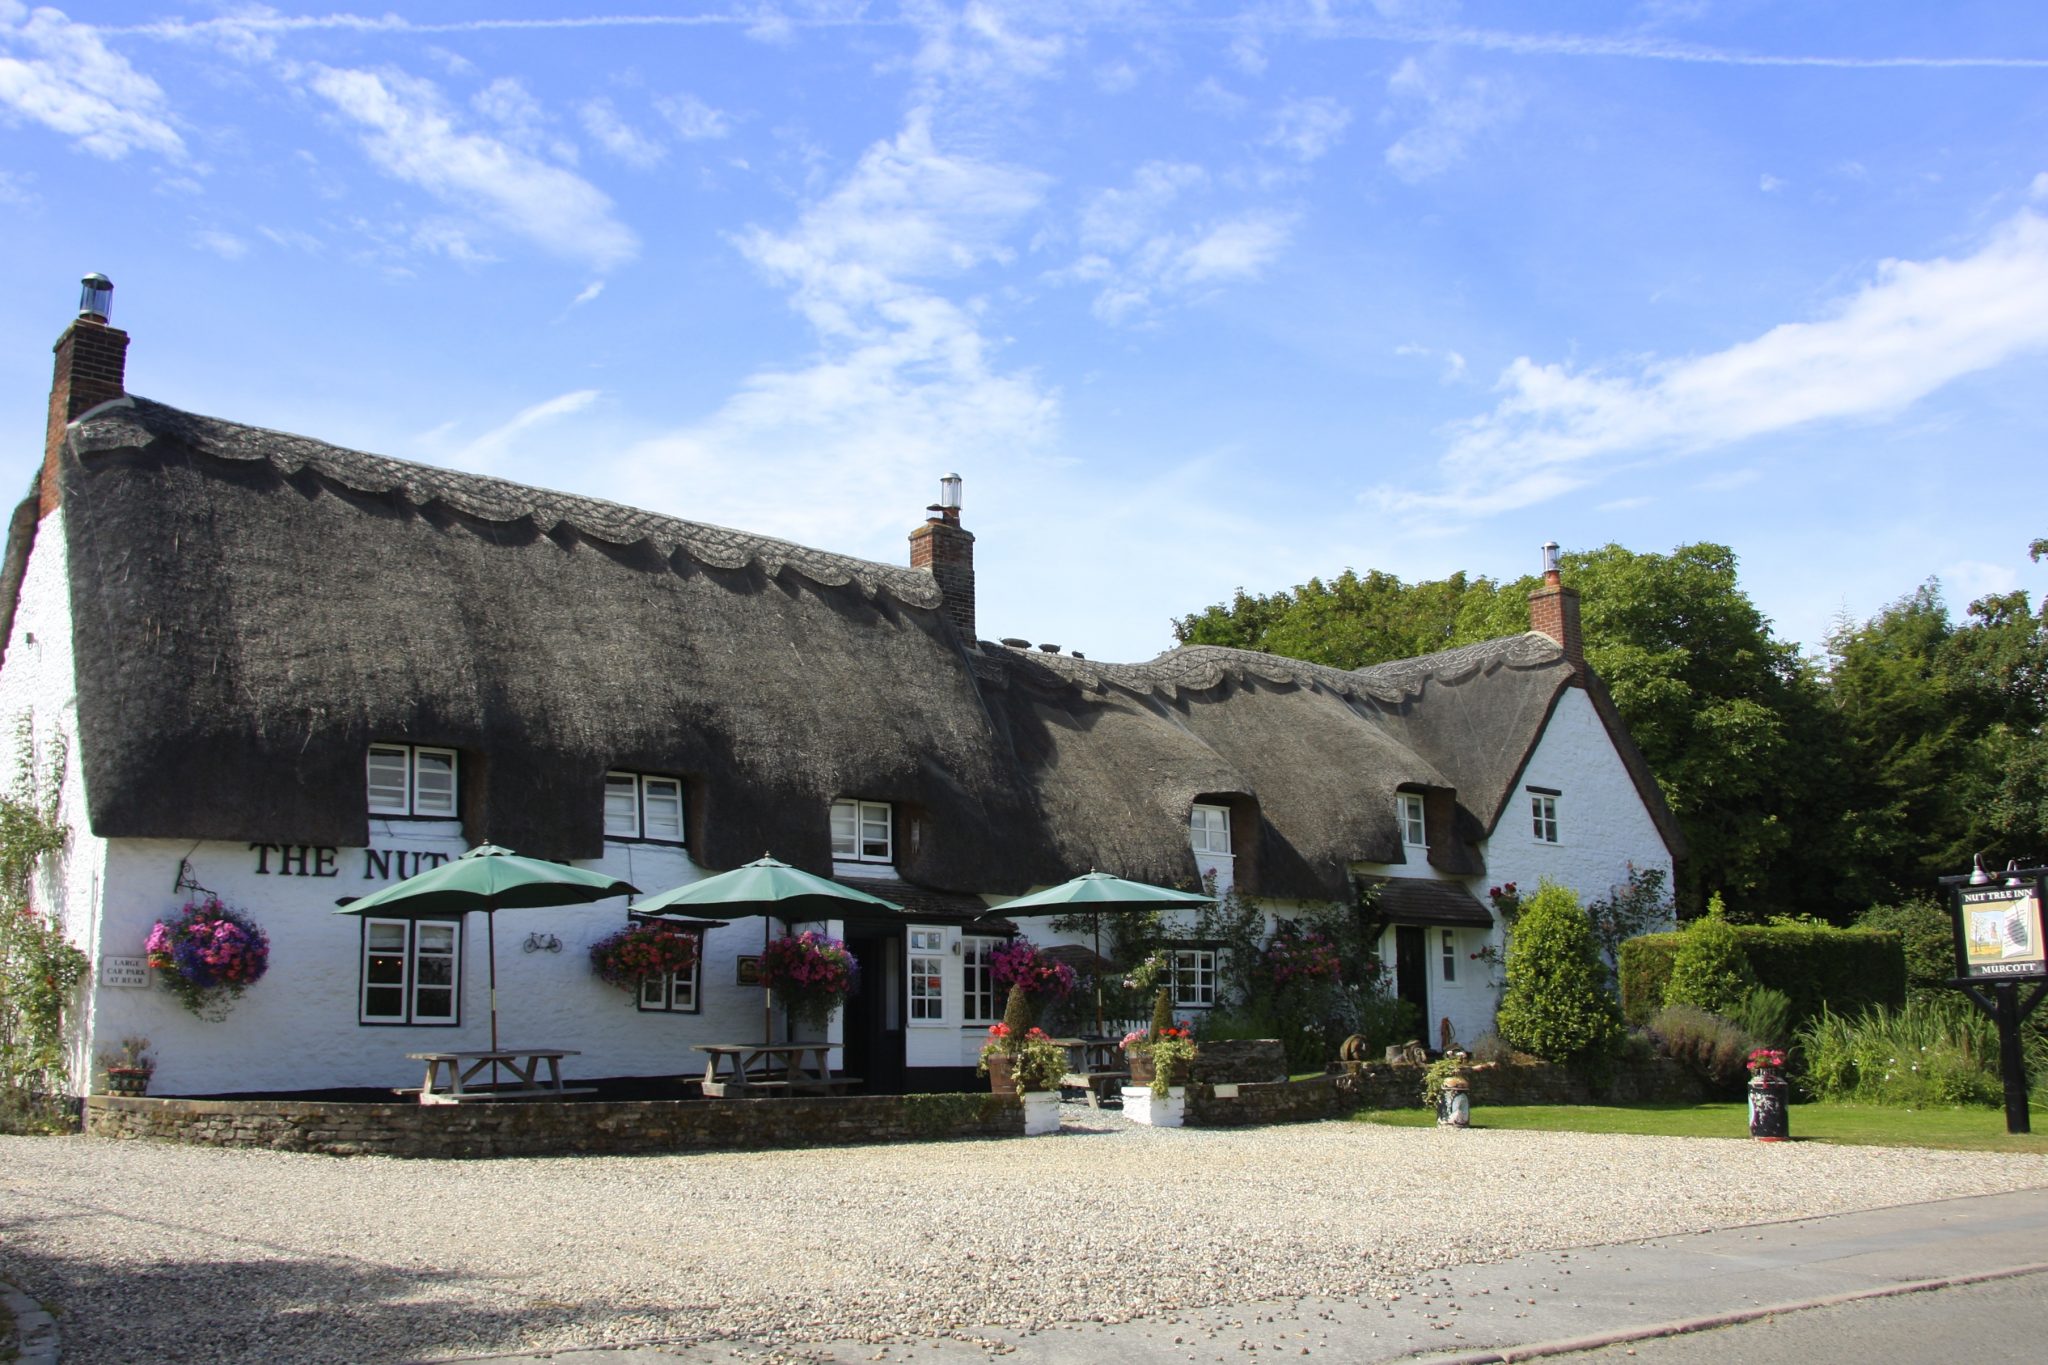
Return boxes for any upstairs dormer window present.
[606,772,685,843]
[1397,792,1427,849]
[831,799,893,863]
[1530,788,1561,843]
[1190,804,1232,857]
[368,744,458,818]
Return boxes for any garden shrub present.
[1797,998,2011,1107]
[1854,897,1953,996]
[1646,1004,1758,1095]
[1662,904,1757,1016]
[1620,922,1906,1030]
[1494,881,1623,1066]
[1726,985,1793,1050]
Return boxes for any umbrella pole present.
[1094,910,1104,1036]
[762,915,772,1043]
[487,911,501,1088]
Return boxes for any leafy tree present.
[1495,881,1623,1066]
[1174,569,1500,667]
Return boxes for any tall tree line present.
[1173,540,2048,922]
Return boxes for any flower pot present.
[985,1053,1018,1096]
[1123,1085,1185,1127]
[1020,1089,1061,1136]
[1125,1052,1189,1089]
[105,1067,150,1097]
[1747,1071,1789,1141]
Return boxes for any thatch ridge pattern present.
[68,399,946,610]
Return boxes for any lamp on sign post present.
[1938,860,2048,1135]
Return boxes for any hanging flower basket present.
[589,921,700,993]
[144,897,270,1021]
[989,937,1077,1001]
[757,930,860,1033]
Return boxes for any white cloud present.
[907,0,1065,95]
[580,97,666,167]
[193,228,248,259]
[570,280,605,308]
[656,91,731,141]
[306,65,638,269]
[1071,160,1292,323]
[1095,59,1138,94]
[1759,173,1786,192]
[1267,95,1352,163]
[0,167,34,204]
[1382,55,1521,181]
[1377,208,2048,518]
[610,107,1057,561]
[1191,77,1250,117]
[0,2,184,158]
[2033,172,2048,201]
[1229,34,1268,76]
[438,389,602,474]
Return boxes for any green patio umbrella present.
[336,843,637,1052]
[987,871,1215,1034]
[635,855,905,1040]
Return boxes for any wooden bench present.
[1060,1070,1130,1109]
[401,1085,598,1104]
[701,1075,863,1098]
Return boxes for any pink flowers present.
[989,937,1077,1000]
[758,930,859,1030]
[145,897,270,1018]
[589,923,700,992]
[1263,929,1340,987]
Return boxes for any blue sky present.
[4,2,2046,664]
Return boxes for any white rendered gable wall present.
[0,508,112,1093]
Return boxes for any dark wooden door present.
[1394,925,1428,1042]
[842,933,904,1094]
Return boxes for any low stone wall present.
[86,1091,1021,1159]
[1190,1039,1287,1085]
[1186,1056,1707,1127]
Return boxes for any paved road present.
[456,1188,2048,1365]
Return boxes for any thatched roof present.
[26,395,1680,903]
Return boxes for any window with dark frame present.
[635,927,703,1014]
[359,917,461,1025]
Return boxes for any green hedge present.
[1619,925,1905,1030]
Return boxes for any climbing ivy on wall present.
[0,718,86,1133]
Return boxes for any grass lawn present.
[1358,1102,2048,1154]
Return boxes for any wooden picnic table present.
[404,1048,591,1104]
[693,1043,860,1098]
[1048,1036,1129,1108]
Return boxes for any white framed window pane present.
[909,955,943,1020]
[830,801,858,858]
[413,749,458,816]
[362,919,409,1021]
[670,962,697,1011]
[1442,929,1456,982]
[910,929,942,951]
[640,975,665,1007]
[412,922,459,1022]
[1191,805,1231,855]
[963,938,1000,1023]
[604,773,641,837]
[1174,949,1216,1007]
[367,747,409,814]
[1400,795,1426,847]
[1532,795,1559,843]
[641,778,684,841]
[859,802,891,859]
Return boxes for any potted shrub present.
[978,984,1069,1134]
[589,921,700,995]
[1122,987,1198,1126]
[98,1036,154,1096]
[145,897,270,1021]
[756,929,859,1034]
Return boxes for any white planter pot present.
[1021,1090,1062,1136]
[1123,1085,1185,1127]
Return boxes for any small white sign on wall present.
[99,955,150,989]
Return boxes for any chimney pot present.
[78,272,114,322]
[1528,544,1584,684]
[909,476,975,639]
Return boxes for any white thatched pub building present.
[1,283,1681,1099]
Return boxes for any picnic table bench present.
[1049,1036,1129,1109]
[403,1048,594,1104]
[694,1043,861,1098]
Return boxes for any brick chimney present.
[908,473,975,640]
[1527,541,1585,684]
[41,273,128,518]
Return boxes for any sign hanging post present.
[1940,864,2048,1135]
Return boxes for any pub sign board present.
[1950,870,2048,982]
